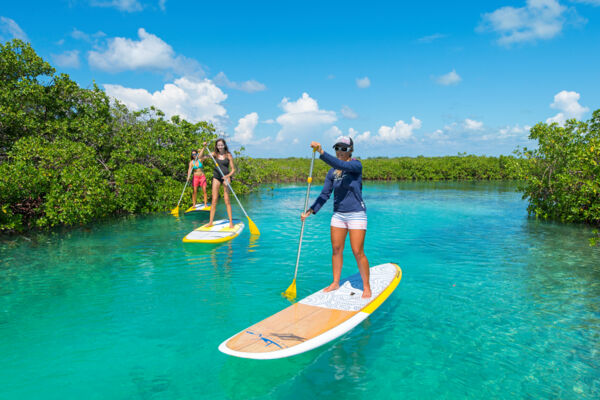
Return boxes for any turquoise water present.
[1,182,599,399]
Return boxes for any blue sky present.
[1,0,599,157]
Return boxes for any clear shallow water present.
[1,182,599,399]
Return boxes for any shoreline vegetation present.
[1,39,598,245]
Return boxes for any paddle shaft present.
[292,150,317,282]
[205,149,252,222]
[176,175,190,209]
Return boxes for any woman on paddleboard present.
[186,143,209,207]
[207,138,236,228]
[301,136,371,298]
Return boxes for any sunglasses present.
[334,146,350,152]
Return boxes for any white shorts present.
[330,211,367,230]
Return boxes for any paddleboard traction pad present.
[299,263,397,311]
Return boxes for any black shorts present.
[213,175,232,184]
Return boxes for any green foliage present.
[514,110,600,244]
[249,154,526,183]
[0,40,223,232]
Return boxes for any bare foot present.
[323,282,340,292]
[205,222,213,227]
[362,287,372,298]
[229,221,234,228]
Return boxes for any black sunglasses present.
[334,146,350,152]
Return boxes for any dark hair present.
[190,150,198,160]
[213,138,230,155]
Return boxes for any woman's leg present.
[223,184,234,228]
[349,229,371,298]
[207,178,221,226]
[192,183,198,206]
[324,226,348,292]
[202,185,208,205]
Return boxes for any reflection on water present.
[0,182,599,400]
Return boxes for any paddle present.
[283,150,317,300]
[171,174,190,216]
[206,149,260,235]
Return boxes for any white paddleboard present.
[184,203,211,214]
[218,262,402,359]
[182,219,244,243]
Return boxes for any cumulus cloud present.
[213,72,266,93]
[340,105,358,119]
[232,112,259,145]
[436,69,461,86]
[546,90,589,125]
[90,0,143,12]
[88,28,202,75]
[325,126,343,141]
[464,118,484,130]
[275,93,337,142]
[352,118,422,143]
[356,77,371,88]
[498,124,531,137]
[478,0,575,46]
[51,50,80,68]
[104,77,227,125]
[0,17,29,41]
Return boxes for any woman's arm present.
[319,151,362,173]
[226,153,236,177]
[187,161,193,179]
[309,170,334,214]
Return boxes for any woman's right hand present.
[310,141,323,154]
[300,209,313,222]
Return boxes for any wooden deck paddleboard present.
[218,263,402,359]
[184,203,211,214]
[182,219,244,243]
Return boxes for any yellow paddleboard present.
[184,203,211,214]
[219,263,402,359]
[182,219,244,243]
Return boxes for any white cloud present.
[88,28,202,75]
[71,28,106,43]
[104,77,227,125]
[0,17,29,41]
[213,72,266,93]
[275,92,337,142]
[356,77,371,88]
[52,50,80,68]
[479,0,573,45]
[324,126,343,142]
[90,0,143,12]
[341,105,358,119]
[464,118,484,130]
[159,0,167,11]
[428,129,450,141]
[546,90,589,125]
[436,69,461,86]
[232,112,259,145]
[417,33,447,43]
[263,119,275,124]
[351,128,372,143]
[498,124,531,137]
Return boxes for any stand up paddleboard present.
[184,203,211,214]
[219,263,402,359]
[182,219,244,243]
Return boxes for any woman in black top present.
[207,138,236,228]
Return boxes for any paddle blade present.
[170,206,179,216]
[282,279,296,300]
[247,217,260,235]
